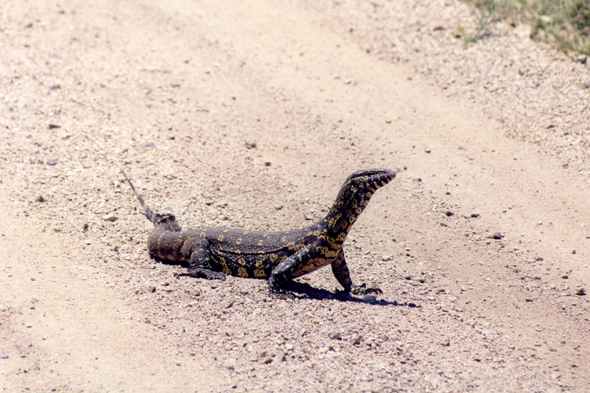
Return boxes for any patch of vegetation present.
[462,0,590,56]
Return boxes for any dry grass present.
[464,0,590,55]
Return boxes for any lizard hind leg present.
[176,239,226,281]
[152,213,182,232]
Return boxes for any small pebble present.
[0,353,8,359]
[304,214,313,221]
[329,332,342,340]
[48,124,61,129]
[351,335,362,345]
[445,211,454,217]
[138,142,155,148]
[440,338,450,347]
[274,351,286,363]
[274,204,283,210]
[582,82,590,89]
[490,232,503,240]
[363,295,377,304]
[225,359,237,370]
[16,341,32,349]
[102,213,118,222]
[47,158,58,166]
[35,195,45,202]
[575,288,586,296]
[245,141,257,149]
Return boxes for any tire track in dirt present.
[0,193,221,391]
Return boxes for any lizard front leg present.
[177,239,226,281]
[331,249,382,295]
[268,246,320,299]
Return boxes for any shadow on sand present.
[155,256,419,308]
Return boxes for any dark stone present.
[363,295,377,304]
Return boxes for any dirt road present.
[1,0,589,391]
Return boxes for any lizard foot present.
[351,283,383,296]
[176,269,226,281]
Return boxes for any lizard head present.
[325,168,396,233]
[344,168,396,191]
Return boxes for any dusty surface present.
[1,0,589,392]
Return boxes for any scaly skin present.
[122,169,395,299]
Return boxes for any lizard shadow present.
[285,281,420,308]
[153,257,419,308]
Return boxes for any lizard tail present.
[120,170,181,231]
[121,169,157,223]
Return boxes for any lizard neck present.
[319,182,375,237]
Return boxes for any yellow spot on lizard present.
[237,267,248,277]
[254,268,266,278]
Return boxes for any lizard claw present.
[176,269,226,281]
[351,283,383,296]
[269,288,295,300]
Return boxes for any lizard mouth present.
[368,169,396,188]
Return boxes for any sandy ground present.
[1,0,589,392]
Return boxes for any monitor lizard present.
[122,168,395,299]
